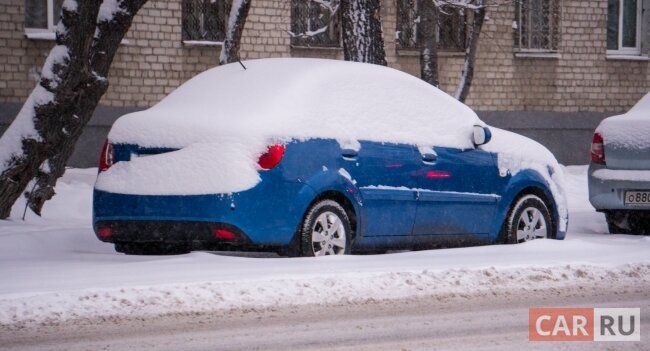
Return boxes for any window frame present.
[607,0,643,56]
[395,1,469,53]
[181,0,229,44]
[24,0,60,38]
[290,0,342,48]
[514,0,560,53]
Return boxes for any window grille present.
[514,0,560,51]
[290,0,341,48]
[396,1,467,52]
[182,0,229,42]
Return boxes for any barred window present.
[514,0,560,51]
[290,0,341,48]
[182,0,230,42]
[607,0,643,55]
[396,1,467,52]
[25,0,63,32]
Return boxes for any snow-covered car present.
[588,92,650,234]
[93,58,567,256]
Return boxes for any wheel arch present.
[303,190,358,240]
[496,171,560,241]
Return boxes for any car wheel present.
[115,242,191,255]
[300,200,352,257]
[504,194,552,244]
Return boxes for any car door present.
[413,146,502,235]
[342,141,419,237]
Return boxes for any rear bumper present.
[94,220,253,248]
[93,180,314,246]
[588,164,650,211]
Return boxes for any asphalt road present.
[3,281,649,351]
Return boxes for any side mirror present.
[472,125,492,146]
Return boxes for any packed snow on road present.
[1,166,649,329]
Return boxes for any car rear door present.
[342,141,419,237]
[413,146,502,235]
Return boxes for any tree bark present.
[0,0,148,218]
[454,1,485,103]
[340,0,387,65]
[26,0,149,215]
[419,0,439,87]
[219,0,252,65]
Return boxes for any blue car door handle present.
[341,149,358,158]
[421,153,437,162]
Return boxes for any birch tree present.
[340,0,387,65]
[418,0,487,102]
[219,0,252,65]
[0,0,148,218]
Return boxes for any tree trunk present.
[219,0,252,65]
[419,0,439,87]
[454,1,485,103]
[27,0,149,215]
[0,0,147,218]
[340,0,387,65]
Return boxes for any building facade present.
[1,0,649,165]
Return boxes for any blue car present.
[93,58,567,256]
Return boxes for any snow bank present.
[3,263,649,329]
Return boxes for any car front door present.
[342,141,419,237]
[413,146,503,235]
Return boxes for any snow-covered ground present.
[1,166,649,329]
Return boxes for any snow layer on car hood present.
[482,128,568,232]
[108,58,480,149]
[598,92,650,150]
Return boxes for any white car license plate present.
[625,191,650,205]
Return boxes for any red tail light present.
[97,227,113,238]
[213,228,237,240]
[591,132,605,165]
[99,140,114,172]
[257,144,285,170]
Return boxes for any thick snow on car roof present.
[598,92,650,150]
[108,58,481,149]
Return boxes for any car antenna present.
[238,59,247,70]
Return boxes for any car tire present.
[299,200,352,257]
[606,211,650,235]
[115,242,191,255]
[504,194,553,244]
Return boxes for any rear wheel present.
[299,200,352,257]
[115,242,191,255]
[504,194,552,244]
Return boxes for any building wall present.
[1,0,649,166]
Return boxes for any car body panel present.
[94,138,565,248]
[413,147,503,236]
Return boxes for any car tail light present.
[99,140,114,172]
[213,228,237,240]
[97,226,113,238]
[257,144,285,170]
[591,132,605,165]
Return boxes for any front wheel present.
[299,200,352,257]
[504,194,553,244]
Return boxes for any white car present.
[588,92,650,234]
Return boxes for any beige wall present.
[1,0,648,113]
